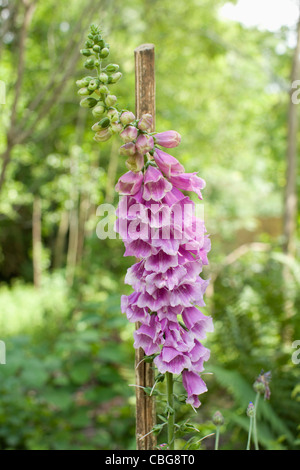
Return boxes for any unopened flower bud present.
[120,125,138,143]
[107,107,119,122]
[212,411,224,426]
[93,45,101,53]
[93,127,112,142]
[88,79,99,91]
[247,402,255,418]
[120,142,136,157]
[78,87,91,96]
[105,64,119,73]
[80,49,93,57]
[85,39,93,48]
[80,97,98,108]
[154,130,181,148]
[137,113,153,131]
[99,73,109,84]
[109,72,122,83]
[84,58,95,69]
[105,94,117,107]
[110,122,123,134]
[253,370,271,400]
[135,134,154,154]
[99,85,109,94]
[120,111,135,126]
[100,47,110,58]
[125,153,144,172]
[92,104,106,118]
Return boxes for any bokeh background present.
[0,0,299,450]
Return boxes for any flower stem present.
[246,416,253,450]
[253,392,260,450]
[214,426,220,450]
[166,372,175,450]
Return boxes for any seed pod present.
[105,95,117,107]
[80,97,98,108]
[105,64,119,73]
[99,73,108,84]
[100,47,109,58]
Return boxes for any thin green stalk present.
[166,372,175,450]
[214,426,220,450]
[246,416,253,450]
[253,392,260,450]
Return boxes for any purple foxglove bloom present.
[114,124,212,408]
[137,113,153,131]
[182,307,213,340]
[121,294,150,325]
[145,266,187,293]
[144,251,178,273]
[120,111,135,126]
[169,172,206,200]
[120,125,138,143]
[135,134,154,155]
[119,142,136,157]
[182,370,208,408]
[154,347,191,375]
[143,166,172,202]
[153,149,184,179]
[134,322,161,356]
[115,171,143,195]
[154,130,181,148]
[124,239,154,258]
[137,288,170,311]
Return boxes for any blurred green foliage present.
[0,0,299,450]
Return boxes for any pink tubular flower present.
[153,149,185,178]
[182,370,208,408]
[137,113,153,131]
[115,171,143,195]
[119,142,136,157]
[135,134,154,154]
[120,125,138,143]
[115,121,212,409]
[154,130,181,148]
[169,172,206,200]
[143,165,172,202]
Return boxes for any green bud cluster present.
[76,24,124,143]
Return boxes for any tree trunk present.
[53,210,69,270]
[32,195,42,289]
